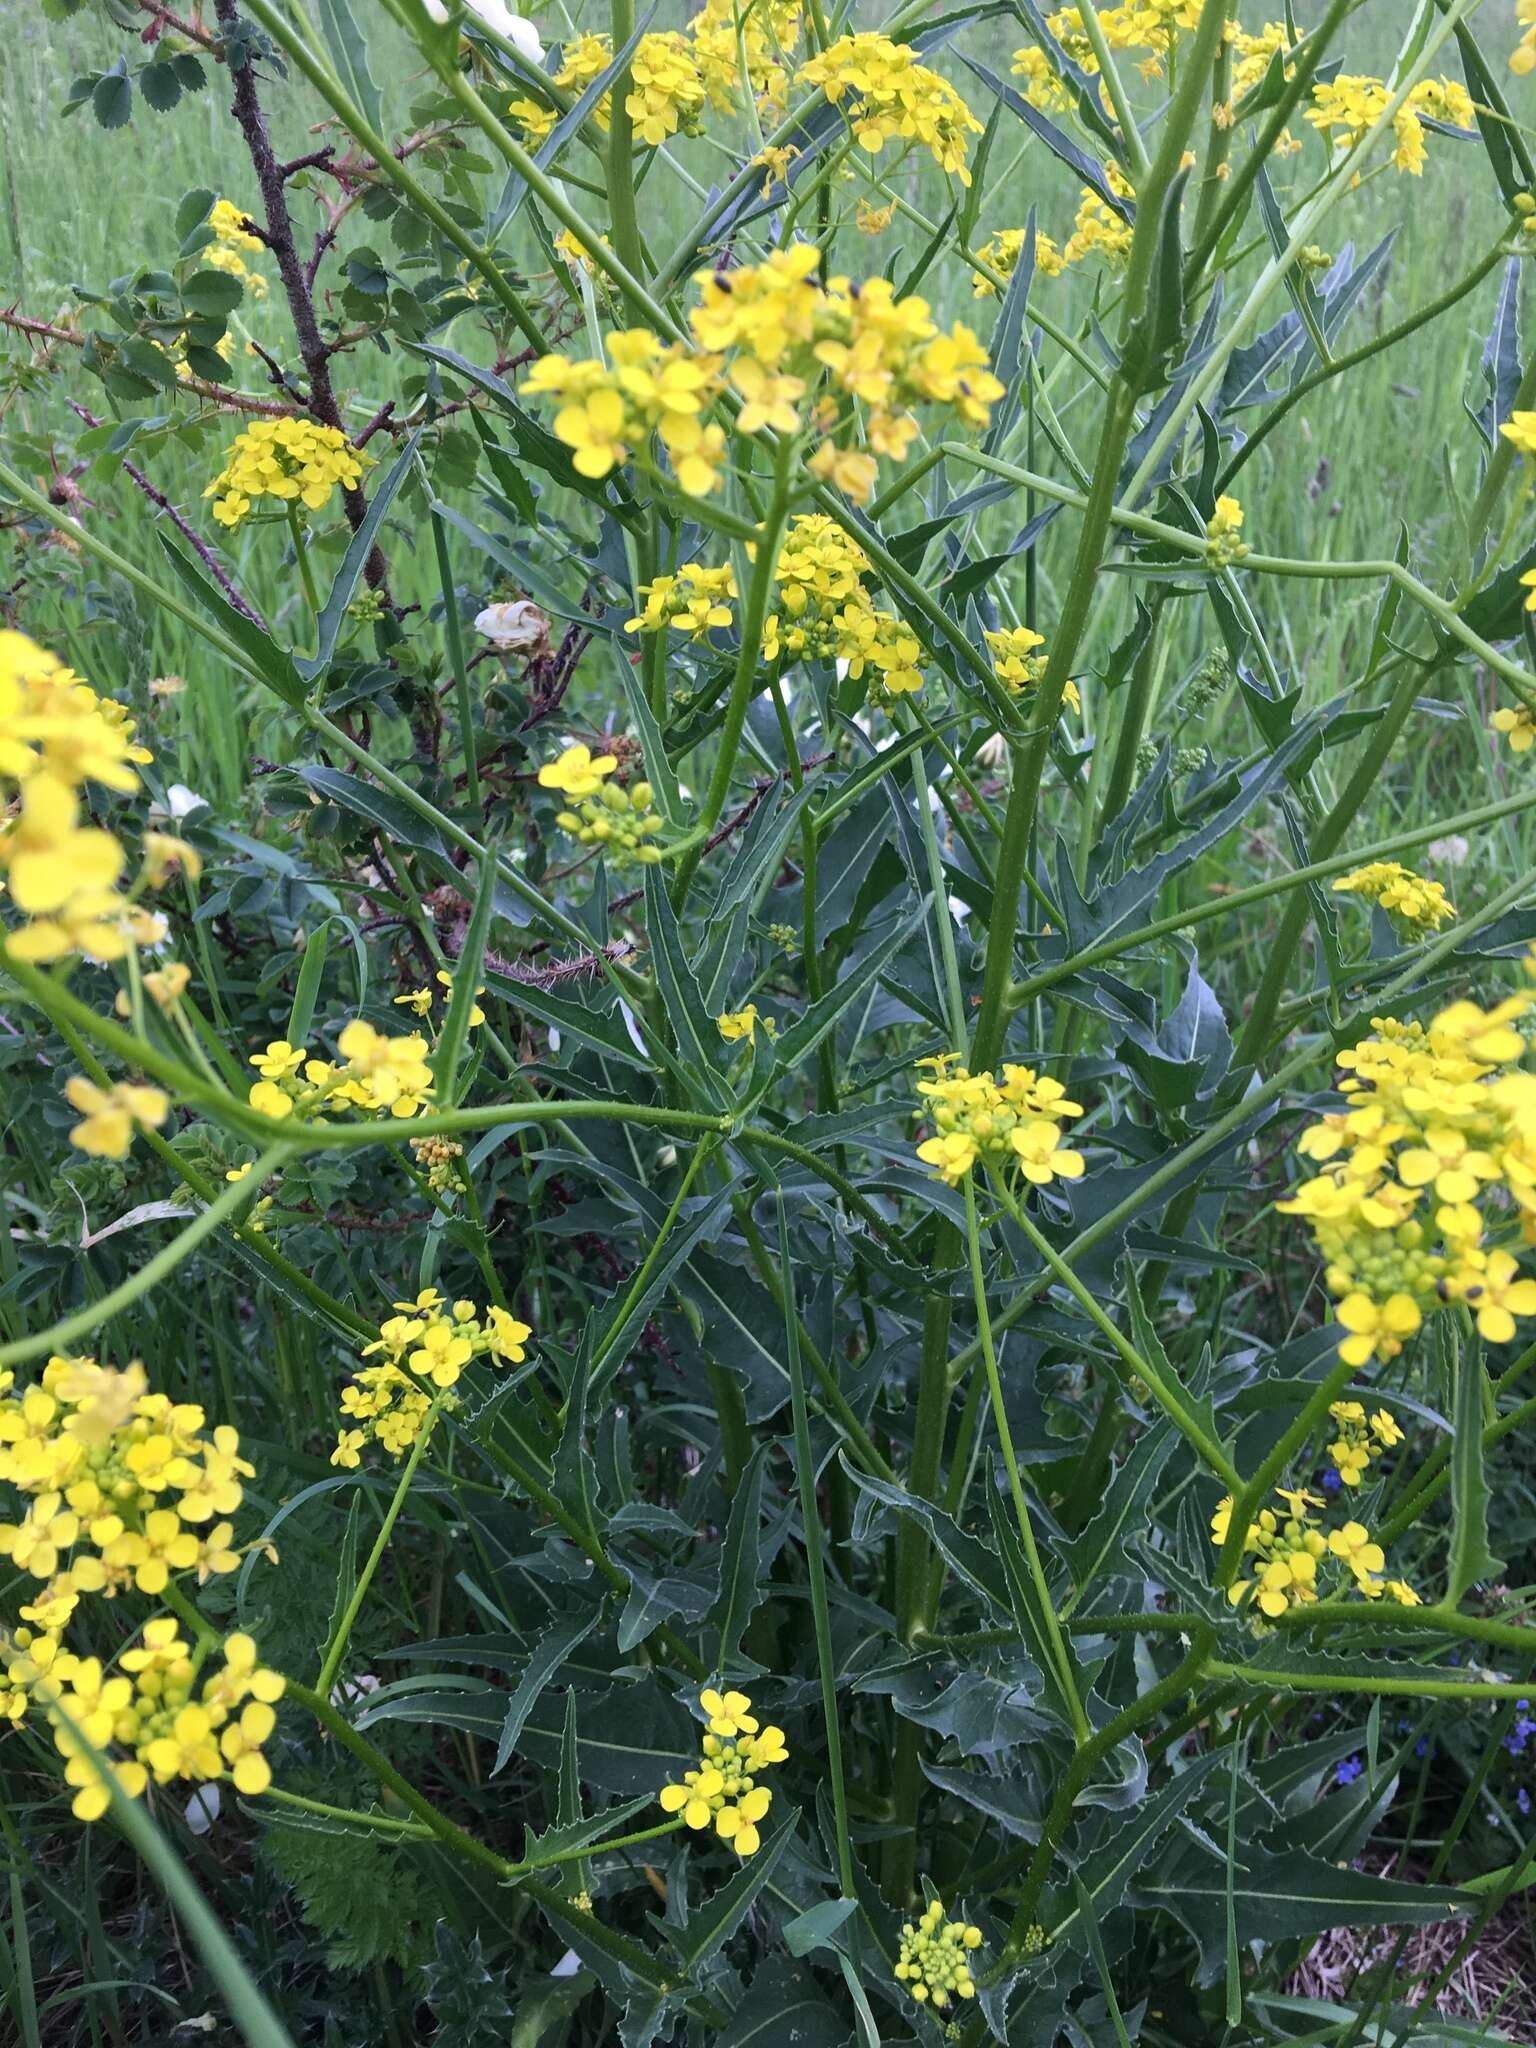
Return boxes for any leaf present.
[749,909,918,1097]
[718,1954,850,2048]
[588,1192,733,1401]
[181,269,246,317]
[1122,168,1189,392]
[856,1647,1048,1756]
[783,1897,857,1958]
[1474,257,1524,452]
[138,60,183,112]
[493,1613,599,1776]
[175,186,216,241]
[318,1492,361,1682]
[286,918,331,1044]
[706,1443,772,1668]
[846,1462,1011,1613]
[297,430,421,681]
[158,532,304,708]
[433,838,498,1104]
[665,1810,796,1974]
[641,865,724,1091]
[93,70,133,129]
[292,764,447,855]
[1453,20,1536,206]
[314,0,383,134]
[1062,1414,1176,1610]
[963,60,1133,216]
[1448,1330,1504,1602]
[1138,1842,1473,1987]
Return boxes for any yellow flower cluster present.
[1331,862,1454,931]
[1205,495,1248,565]
[986,625,1081,716]
[658,1687,788,1858]
[333,1290,533,1468]
[1278,998,1536,1365]
[204,418,370,528]
[799,32,982,183]
[202,196,268,300]
[522,333,726,497]
[895,1900,984,2008]
[972,225,1066,295]
[625,563,737,640]
[523,246,1002,504]
[1220,21,1304,138]
[0,631,165,966]
[1327,1400,1403,1487]
[1211,1487,1418,1619]
[411,1133,465,1194]
[512,0,802,143]
[538,743,666,864]
[1306,75,1474,178]
[246,1022,435,1124]
[40,1621,284,1821]
[0,1355,282,1818]
[758,513,922,704]
[1517,0,1536,77]
[913,1054,1086,1189]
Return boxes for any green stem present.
[964,1178,1089,1740]
[262,1787,432,1836]
[431,509,482,815]
[316,1395,445,1695]
[673,439,796,905]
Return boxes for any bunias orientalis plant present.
[11,0,1536,2040]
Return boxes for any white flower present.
[423,0,544,61]
[975,733,1008,768]
[474,598,550,658]
[1427,834,1470,869]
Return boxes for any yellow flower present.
[1205,495,1248,566]
[1331,861,1453,931]
[1335,1291,1421,1367]
[538,744,619,798]
[807,442,879,504]
[1494,704,1536,751]
[1010,1118,1086,1186]
[801,33,982,183]
[1455,1247,1536,1344]
[718,1006,767,1044]
[1328,1521,1386,1585]
[64,1077,169,1160]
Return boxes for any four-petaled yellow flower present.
[658,1686,788,1857]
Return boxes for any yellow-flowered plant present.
[894,1898,985,2009]
[1306,75,1474,178]
[1205,495,1248,565]
[392,969,486,1028]
[657,1686,788,1857]
[759,513,924,704]
[1517,0,1536,77]
[1278,995,1536,1365]
[246,1021,435,1123]
[332,1289,534,1467]
[0,631,171,967]
[913,1054,1086,1188]
[718,1004,772,1043]
[523,246,1004,506]
[625,563,737,640]
[972,225,1066,294]
[1210,1485,1419,1619]
[986,625,1081,715]
[201,195,269,300]
[204,417,370,528]
[1494,703,1536,753]
[1326,1400,1403,1487]
[538,743,667,863]
[1331,862,1454,931]
[0,1355,284,1818]
[799,32,982,182]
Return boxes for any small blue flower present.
[1415,1738,1430,1758]
[1322,1468,1343,1493]
[1336,1756,1364,1787]
[1518,1786,1531,1818]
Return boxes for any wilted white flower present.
[1426,834,1470,868]
[423,0,544,61]
[975,733,1008,769]
[475,598,550,659]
